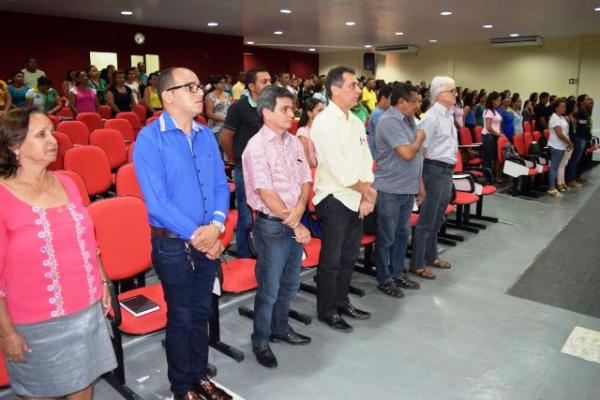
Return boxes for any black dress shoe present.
[253,345,278,368]
[394,275,420,289]
[338,303,371,320]
[270,328,311,345]
[193,377,232,400]
[319,313,353,332]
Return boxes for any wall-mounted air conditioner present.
[375,45,418,54]
[490,36,543,47]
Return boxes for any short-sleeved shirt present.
[8,85,30,108]
[109,86,133,115]
[574,110,591,139]
[482,109,502,136]
[88,79,107,104]
[26,87,59,113]
[362,87,377,112]
[311,102,374,211]
[125,81,141,104]
[223,95,263,166]
[374,107,422,194]
[232,81,245,100]
[419,102,458,165]
[367,107,385,159]
[548,113,569,150]
[510,109,523,134]
[206,91,231,134]
[474,103,485,126]
[242,125,312,215]
[351,102,369,123]
[21,68,45,88]
[296,126,317,167]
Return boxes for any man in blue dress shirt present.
[133,67,232,400]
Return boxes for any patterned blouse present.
[0,172,102,325]
[206,91,231,134]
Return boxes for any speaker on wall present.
[363,53,375,71]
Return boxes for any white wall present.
[319,35,600,133]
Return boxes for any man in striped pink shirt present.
[242,85,312,369]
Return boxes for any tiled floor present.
[2,165,599,400]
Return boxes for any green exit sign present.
[569,78,579,85]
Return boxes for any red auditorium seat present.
[76,112,103,133]
[104,118,135,143]
[116,112,142,138]
[57,120,89,145]
[134,103,147,125]
[56,169,91,206]
[115,163,143,200]
[47,131,72,171]
[63,146,112,196]
[196,115,208,125]
[90,128,127,171]
[98,104,112,119]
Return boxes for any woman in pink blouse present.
[482,91,505,182]
[296,97,325,169]
[69,70,99,116]
[0,108,116,398]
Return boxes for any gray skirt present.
[7,301,117,398]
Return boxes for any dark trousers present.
[375,192,415,284]
[315,195,363,319]
[234,166,253,258]
[251,217,303,348]
[151,236,216,395]
[411,162,454,269]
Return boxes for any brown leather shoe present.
[193,377,233,400]
[174,390,200,400]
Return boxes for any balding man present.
[410,76,459,280]
[134,67,232,400]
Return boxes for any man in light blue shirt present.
[367,85,392,158]
[133,67,232,400]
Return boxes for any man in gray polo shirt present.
[373,82,426,297]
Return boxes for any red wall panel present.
[243,46,319,79]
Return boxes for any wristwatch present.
[210,220,225,234]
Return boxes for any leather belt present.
[150,226,180,239]
[424,158,455,169]
[256,211,284,223]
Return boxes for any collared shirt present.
[311,101,374,212]
[25,87,59,113]
[133,111,230,240]
[419,102,458,165]
[242,125,312,215]
[374,107,422,194]
[223,94,262,166]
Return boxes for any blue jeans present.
[548,147,565,188]
[151,236,217,395]
[411,162,454,269]
[234,166,253,258]
[251,217,303,348]
[566,137,587,183]
[375,192,414,284]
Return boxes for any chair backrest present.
[89,128,127,169]
[523,120,532,133]
[454,151,464,172]
[56,169,91,206]
[196,115,208,125]
[98,104,112,119]
[48,114,60,130]
[152,110,162,117]
[116,163,143,199]
[56,120,89,145]
[531,120,537,131]
[48,131,73,171]
[59,107,73,118]
[532,130,542,142]
[63,145,112,195]
[497,135,509,166]
[543,129,550,142]
[115,112,141,137]
[459,127,473,145]
[289,119,299,135]
[104,118,135,143]
[88,197,152,281]
[220,210,237,249]
[523,131,534,154]
[76,112,103,133]
[127,141,135,163]
[474,126,483,143]
[134,103,147,124]
[513,133,526,156]
[145,116,159,125]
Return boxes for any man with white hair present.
[409,76,458,280]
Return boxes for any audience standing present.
[297,97,325,168]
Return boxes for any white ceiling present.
[3,0,600,52]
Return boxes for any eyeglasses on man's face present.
[167,82,202,93]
